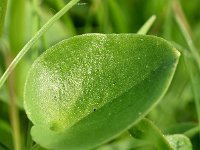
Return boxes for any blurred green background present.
[0,0,200,149]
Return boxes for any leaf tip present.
[173,47,181,58]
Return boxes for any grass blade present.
[0,0,80,89]
[184,126,200,138]
[173,0,200,130]
[137,15,156,35]
[54,0,76,35]
[107,0,128,32]
[184,55,200,130]
[173,0,200,69]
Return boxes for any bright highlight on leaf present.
[24,33,180,150]
[166,134,192,150]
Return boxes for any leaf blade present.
[24,34,180,150]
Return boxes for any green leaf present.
[24,34,180,150]
[129,118,173,150]
[166,134,192,150]
[0,0,7,37]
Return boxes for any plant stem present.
[184,125,200,138]
[55,0,76,35]
[0,0,80,89]
[5,51,21,150]
[137,15,156,35]
[9,97,21,150]
[129,118,173,150]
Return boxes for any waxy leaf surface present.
[24,34,180,150]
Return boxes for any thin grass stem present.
[137,15,156,35]
[0,0,80,89]
[184,126,200,138]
